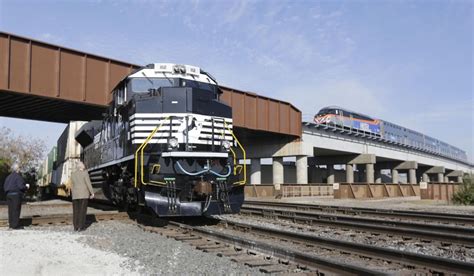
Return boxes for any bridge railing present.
[333,182,461,202]
[244,183,333,198]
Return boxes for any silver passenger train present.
[314,106,467,162]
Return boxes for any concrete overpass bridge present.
[242,122,472,186]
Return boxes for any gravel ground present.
[250,196,474,214]
[0,228,137,275]
[0,199,115,219]
[1,221,263,275]
[218,214,474,263]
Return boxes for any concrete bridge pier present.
[374,167,382,183]
[366,163,375,183]
[446,170,464,183]
[424,166,445,183]
[391,169,399,184]
[250,158,261,185]
[397,161,418,184]
[408,169,417,185]
[346,164,354,183]
[272,157,284,189]
[296,156,308,184]
[445,170,464,183]
[327,165,335,184]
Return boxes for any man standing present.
[71,162,94,231]
[3,163,29,229]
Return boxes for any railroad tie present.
[173,235,201,241]
[244,260,275,268]
[258,265,288,273]
[217,250,242,257]
[196,244,227,250]
[230,256,259,263]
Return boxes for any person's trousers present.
[72,198,88,230]
[7,193,22,229]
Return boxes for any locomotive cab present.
[78,63,246,217]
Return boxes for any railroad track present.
[2,208,472,274]
[240,205,474,246]
[0,211,130,228]
[0,199,118,211]
[139,217,474,275]
[244,200,474,226]
[139,219,384,275]
[217,219,474,275]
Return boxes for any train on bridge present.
[314,106,467,162]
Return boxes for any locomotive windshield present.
[130,77,178,93]
[317,109,338,116]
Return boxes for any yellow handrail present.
[224,120,247,185]
[134,117,169,187]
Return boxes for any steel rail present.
[167,221,385,275]
[244,200,474,225]
[219,219,474,274]
[240,206,474,246]
[0,212,129,228]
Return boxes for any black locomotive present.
[75,63,246,217]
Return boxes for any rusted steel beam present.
[0,31,301,137]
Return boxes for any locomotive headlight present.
[221,140,231,151]
[168,137,179,148]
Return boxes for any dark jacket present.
[4,172,27,194]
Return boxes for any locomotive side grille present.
[130,113,233,145]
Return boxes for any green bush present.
[452,176,474,205]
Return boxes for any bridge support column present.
[296,156,308,184]
[272,157,284,189]
[444,176,450,183]
[446,170,464,183]
[391,169,399,184]
[250,158,261,185]
[425,166,445,183]
[375,169,382,183]
[408,169,417,184]
[366,163,374,183]
[327,165,335,184]
[346,164,354,183]
[422,173,430,182]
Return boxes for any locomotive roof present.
[127,63,218,86]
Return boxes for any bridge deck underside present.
[0,90,105,122]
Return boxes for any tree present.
[0,127,46,199]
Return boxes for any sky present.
[0,0,473,161]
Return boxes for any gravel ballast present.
[218,214,474,263]
[0,228,137,275]
[1,221,263,275]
